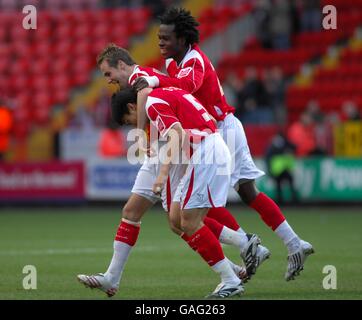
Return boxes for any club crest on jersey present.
[156,115,165,133]
[177,67,192,79]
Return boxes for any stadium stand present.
[1,0,362,160]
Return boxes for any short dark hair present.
[159,7,200,45]
[97,43,136,67]
[111,87,137,125]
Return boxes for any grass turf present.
[0,206,361,300]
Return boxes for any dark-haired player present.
[77,45,263,297]
[135,7,314,281]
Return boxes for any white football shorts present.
[217,113,265,190]
[174,133,232,210]
[131,157,185,212]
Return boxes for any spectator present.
[253,0,272,48]
[0,101,13,161]
[222,72,242,108]
[263,67,286,124]
[269,0,292,50]
[98,119,127,158]
[306,100,328,155]
[341,101,361,121]
[236,67,273,123]
[287,111,316,156]
[300,0,321,32]
[265,131,298,204]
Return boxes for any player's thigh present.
[219,115,264,189]
[132,160,160,205]
[122,193,155,222]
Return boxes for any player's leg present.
[78,161,159,296]
[179,134,245,298]
[169,199,256,257]
[180,207,243,298]
[77,193,155,296]
[206,206,246,233]
[103,193,155,286]
[218,115,271,277]
[237,174,314,281]
[203,216,262,276]
[222,114,313,280]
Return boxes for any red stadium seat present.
[53,40,74,57]
[92,22,111,42]
[51,57,71,75]
[73,23,92,41]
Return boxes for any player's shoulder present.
[151,87,183,96]
[146,90,170,109]
[182,44,207,71]
[148,87,170,100]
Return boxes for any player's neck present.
[126,64,137,77]
[174,46,191,65]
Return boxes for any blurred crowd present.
[223,66,287,125]
[253,0,322,50]
[287,100,360,157]
[101,0,180,18]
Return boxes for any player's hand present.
[136,134,156,157]
[132,77,149,92]
[153,174,167,196]
[142,146,157,158]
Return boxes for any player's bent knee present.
[180,220,199,236]
[169,223,183,236]
[238,180,260,204]
[168,217,181,234]
[122,205,142,223]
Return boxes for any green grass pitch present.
[0,206,361,300]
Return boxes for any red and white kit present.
[128,66,177,210]
[145,87,231,209]
[139,44,265,189]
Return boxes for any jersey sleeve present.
[158,58,204,93]
[128,70,150,86]
[145,96,180,138]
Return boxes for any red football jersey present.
[128,65,166,146]
[157,44,235,121]
[128,65,167,86]
[145,87,216,148]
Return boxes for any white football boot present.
[242,245,271,283]
[285,240,314,281]
[77,273,118,297]
[206,281,244,299]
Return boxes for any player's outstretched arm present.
[158,60,204,94]
[152,163,170,196]
[139,59,204,94]
[137,87,153,131]
[136,87,153,153]
[152,124,185,195]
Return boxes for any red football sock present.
[114,220,140,246]
[184,225,225,266]
[206,207,240,231]
[250,192,285,231]
[203,217,224,239]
